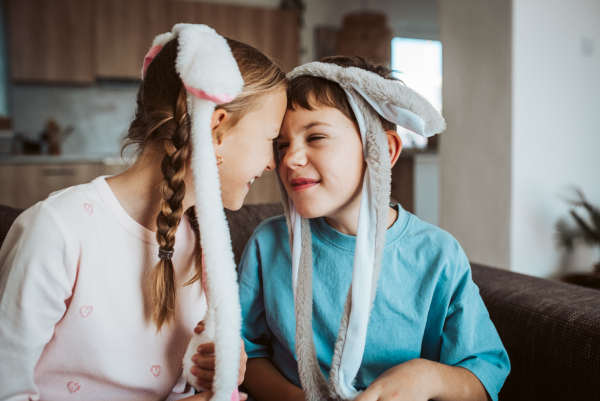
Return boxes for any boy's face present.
[277,104,365,219]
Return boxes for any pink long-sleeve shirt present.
[0,176,207,400]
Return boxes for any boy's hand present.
[190,322,248,390]
[354,359,434,401]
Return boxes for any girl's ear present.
[386,129,403,167]
[211,108,228,145]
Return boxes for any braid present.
[183,206,203,287]
[149,86,191,330]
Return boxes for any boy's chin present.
[293,202,327,219]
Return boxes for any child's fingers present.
[194,321,206,335]
[239,392,248,401]
[198,342,215,355]
[197,377,213,390]
[192,353,216,369]
[190,366,215,381]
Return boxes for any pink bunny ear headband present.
[142,24,244,401]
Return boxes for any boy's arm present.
[243,357,304,401]
[355,358,489,401]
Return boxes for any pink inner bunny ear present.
[184,84,236,104]
[142,44,164,77]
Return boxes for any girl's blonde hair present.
[123,37,288,331]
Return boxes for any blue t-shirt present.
[238,205,510,401]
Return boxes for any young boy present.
[238,56,510,401]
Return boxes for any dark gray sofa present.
[1,203,599,400]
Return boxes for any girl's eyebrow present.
[303,121,333,131]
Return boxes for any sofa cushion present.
[472,263,600,401]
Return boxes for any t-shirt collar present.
[312,204,410,251]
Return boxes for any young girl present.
[0,26,288,400]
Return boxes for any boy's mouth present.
[290,177,321,191]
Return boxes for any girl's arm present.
[355,358,489,401]
[243,357,304,401]
[0,204,77,400]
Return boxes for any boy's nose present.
[283,146,307,170]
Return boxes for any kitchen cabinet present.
[167,1,239,40]
[94,0,167,79]
[14,164,101,209]
[0,162,129,210]
[236,7,299,72]
[7,0,299,83]
[7,0,94,83]
[167,1,299,72]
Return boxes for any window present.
[391,37,442,148]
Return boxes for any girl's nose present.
[265,151,276,171]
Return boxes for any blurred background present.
[0,0,598,283]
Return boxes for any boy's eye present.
[307,135,325,142]
[276,142,289,150]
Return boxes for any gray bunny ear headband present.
[278,62,446,401]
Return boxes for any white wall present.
[414,154,439,226]
[440,0,600,277]
[439,0,513,269]
[511,0,600,277]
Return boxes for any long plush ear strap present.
[281,89,392,401]
[148,23,243,401]
[328,88,392,399]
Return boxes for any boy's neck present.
[324,205,399,237]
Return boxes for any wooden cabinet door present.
[7,0,94,83]
[167,2,299,72]
[14,164,101,209]
[237,8,299,72]
[0,165,15,208]
[95,0,167,79]
[167,1,239,40]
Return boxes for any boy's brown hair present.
[287,56,399,131]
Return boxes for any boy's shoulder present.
[394,210,468,273]
[405,213,460,249]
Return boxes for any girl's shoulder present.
[11,178,106,241]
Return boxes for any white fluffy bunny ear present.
[141,32,173,78]
[171,23,244,401]
[173,23,244,104]
[141,24,244,401]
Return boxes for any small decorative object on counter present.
[40,119,74,155]
[555,187,600,290]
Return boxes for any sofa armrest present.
[471,263,600,401]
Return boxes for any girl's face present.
[216,89,288,210]
[277,105,366,220]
